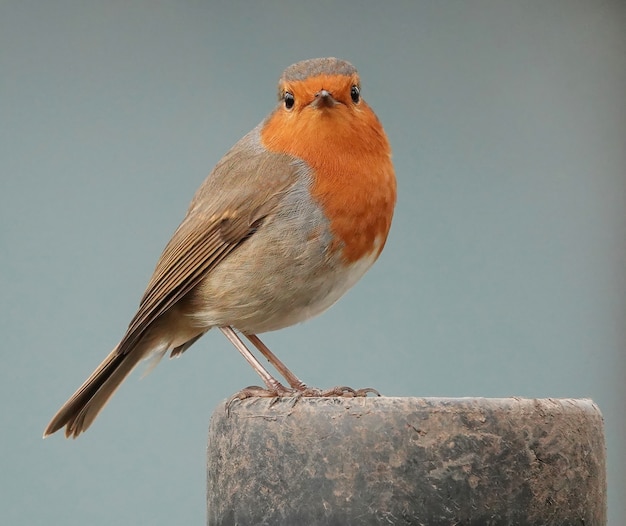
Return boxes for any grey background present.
[1,1,624,524]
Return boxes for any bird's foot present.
[226,385,298,414]
[299,386,381,397]
[226,385,380,414]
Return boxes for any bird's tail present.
[43,342,150,439]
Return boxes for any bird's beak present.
[311,89,338,109]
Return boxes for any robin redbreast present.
[44,57,396,438]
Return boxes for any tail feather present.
[44,344,148,438]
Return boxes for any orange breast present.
[260,94,396,264]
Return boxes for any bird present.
[44,57,396,438]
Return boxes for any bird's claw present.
[226,385,298,415]
[300,386,381,397]
[226,385,381,415]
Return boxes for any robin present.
[44,57,396,438]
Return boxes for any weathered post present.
[207,397,606,525]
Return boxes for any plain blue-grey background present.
[1,1,624,524]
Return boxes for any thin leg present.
[219,327,289,393]
[221,327,381,412]
[244,334,379,398]
[245,334,307,391]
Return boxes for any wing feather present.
[115,140,299,358]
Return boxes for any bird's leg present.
[243,335,380,396]
[221,327,381,412]
[219,327,293,396]
[244,333,308,391]
[244,333,381,398]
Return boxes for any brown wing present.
[116,135,298,357]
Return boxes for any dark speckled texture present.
[207,397,606,526]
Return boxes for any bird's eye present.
[350,85,360,104]
[284,91,295,110]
